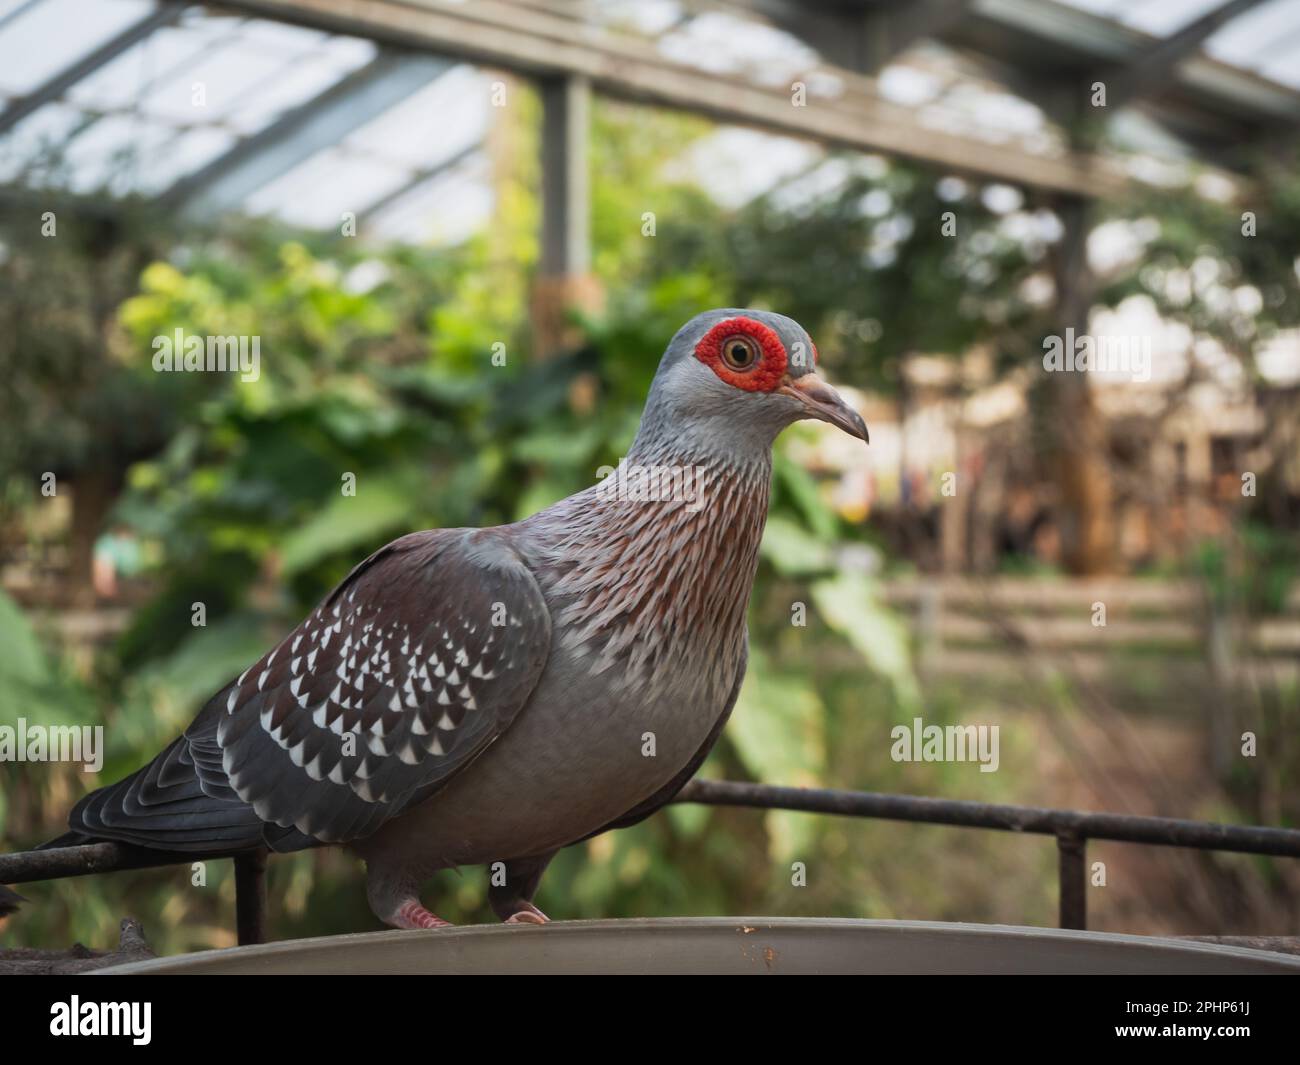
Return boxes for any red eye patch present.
[694,316,787,392]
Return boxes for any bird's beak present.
[779,373,869,444]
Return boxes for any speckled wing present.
[211,528,552,846]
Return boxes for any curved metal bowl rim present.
[98,917,1300,974]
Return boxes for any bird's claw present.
[392,900,453,930]
[503,902,549,925]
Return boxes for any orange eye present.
[720,335,760,371]
[694,316,787,392]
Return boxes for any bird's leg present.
[391,900,453,930]
[489,852,556,926]
[366,867,453,930]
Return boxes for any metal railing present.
[677,781,1300,931]
[3,780,1299,945]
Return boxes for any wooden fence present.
[879,576,1300,686]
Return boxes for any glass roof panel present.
[1049,0,1129,19]
[0,100,86,181]
[0,0,152,97]
[232,17,328,53]
[1204,0,1300,90]
[1121,0,1229,37]
[367,162,491,244]
[224,41,377,134]
[1051,0,1238,38]
[66,17,249,112]
[656,12,819,89]
[132,125,237,193]
[342,65,485,169]
[241,146,411,227]
[143,43,302,125]
[0,0,40,27]
[61,112,176,193]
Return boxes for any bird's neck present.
[624,428,773,481]
[533,441,773,692]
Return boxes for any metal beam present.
[963,0,1300,123]
[703,0,972,74]
[860,0,972,74]
[0,3,184,137]
[164,50,452,221]
[219,0,1126,197]
[1103,0,1270,109]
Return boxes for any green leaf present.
[133,615,271,709]
[759,514,834,577]
[730,649,826,860]
[510,423,604,467]
[0,589,51,688]
[279,474,413,575]
[811,570,920,713]
[774,451,839,540]
[0,591,93,730]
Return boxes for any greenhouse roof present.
[1,0,1297,240]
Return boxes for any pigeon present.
[52,309,868,929]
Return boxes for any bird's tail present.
[47,699,275,853]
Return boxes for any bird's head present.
[633,309,868,461]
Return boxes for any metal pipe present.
[674,780,1300,858]
[0,842,237,884]
[234,850,268,946]
[5,781,1299,947]
[1056,832,1087,930]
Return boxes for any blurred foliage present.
[1100,158,1300,359]
[1,96,1297,954]
[646,162,1048,390]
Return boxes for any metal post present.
[540,75,591,278]
[1057,831,1087,930]
[234,850,268,946]
[534,74,595,356]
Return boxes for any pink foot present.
[503,901,549,925]
[393,900,453,930]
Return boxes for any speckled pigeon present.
[53,309,867,929]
